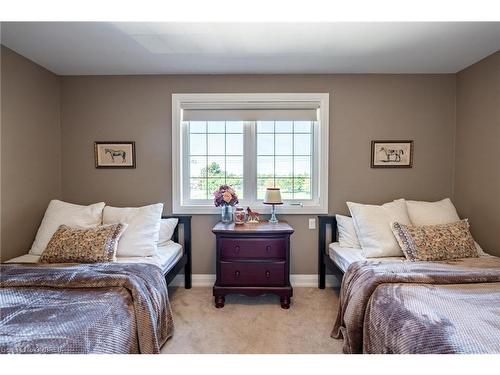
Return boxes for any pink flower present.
[213,184,238,207]
[223,191,232,203]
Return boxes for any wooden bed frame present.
[162,215,192,289]
[318,215,344,289]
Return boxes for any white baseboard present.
[170,274,339,288]
[291,274,339,287]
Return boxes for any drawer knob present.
[265,270,271,278]
[235,270,240,278]
[266,245,271,252]
[234,246,240,254]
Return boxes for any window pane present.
[257,134,274,155]
[208,121,225,133]
[294,178,311,199]
[257,156,274,177]
[257,178,275,199]
[254,120,313,201]
[294,156,311,177]
[275,156,293,177]
[207,157,225,177]
[226,178,244,198]
[257,121,274,133]
[275,121,293,133]
[189,121,206,133]
[208,134,225,155]
[226,121,243,133]
[186,120,248,203]
[190,134,206,155]
[226,134,243,155]
[208,178,225,197]
[275,134,293,155]
[190,156,207,177]
[294,121,311,133]
[275,178,293,199]
[190,178,207,199]
[294,134,311,155]
[226,156,243,177]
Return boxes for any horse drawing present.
[379,147,404,162]
[105,148,127,163]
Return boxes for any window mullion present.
[243,121,256,203]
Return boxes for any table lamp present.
[263,188,283,223]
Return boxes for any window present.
[187,121,244,200]
[172,93,329,214]
[256,121,313,200]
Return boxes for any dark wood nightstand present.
[212,221,294,309]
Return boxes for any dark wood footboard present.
[163,215,192,289]
[318,215,344,289]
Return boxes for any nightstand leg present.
[280,296,291,309]
[215,295,225,308]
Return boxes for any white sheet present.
[328,242,405,273]
[328,242,491,273]
[5,240,183,274]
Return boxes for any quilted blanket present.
[0,262,174,354]
[332,257,500,353]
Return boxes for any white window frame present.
[172,93,329,214]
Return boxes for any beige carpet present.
[161,287,344,354]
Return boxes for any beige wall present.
[0,46,61,261]
[60,74,456,274]
[3,46,498,271]
[455,51,500,256]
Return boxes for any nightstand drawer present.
[220,238,286,260]
[219,261,285,286]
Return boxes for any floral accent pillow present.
[39,223,127,263]
[391,219,478,261]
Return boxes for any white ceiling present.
[1,22,499,75]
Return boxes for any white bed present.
[6,240,183,274]
[329,242,405,273]
[328,241,491,273]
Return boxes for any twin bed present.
[318,215,500,354]
[0,215,191,354]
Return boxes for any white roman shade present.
[182,101,319,121]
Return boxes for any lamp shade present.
[263,188,283,205]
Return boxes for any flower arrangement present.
[213,184,239,207]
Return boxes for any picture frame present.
[371,140,413,168]
[94,141,136,169]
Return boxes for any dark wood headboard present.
[317,215,343,288]
[162,215,192,288]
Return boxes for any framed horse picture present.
[371,140,413,168]
[94,141,136,168]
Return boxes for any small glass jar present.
[221,205,233,223]
[233,207,247,225]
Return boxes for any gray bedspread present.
[0,262,174,354]
[332,257,500,354]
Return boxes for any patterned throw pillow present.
[391,220,478,261]
[39,223,127,263]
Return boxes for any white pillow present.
[158,218,178,246]
[336,214,361,248]
[405,198,460,226]
[347,199,411,258]
[405,198,487,256]
[29,200,105,255]
[103,203,163,257]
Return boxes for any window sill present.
[172,204,328,215]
